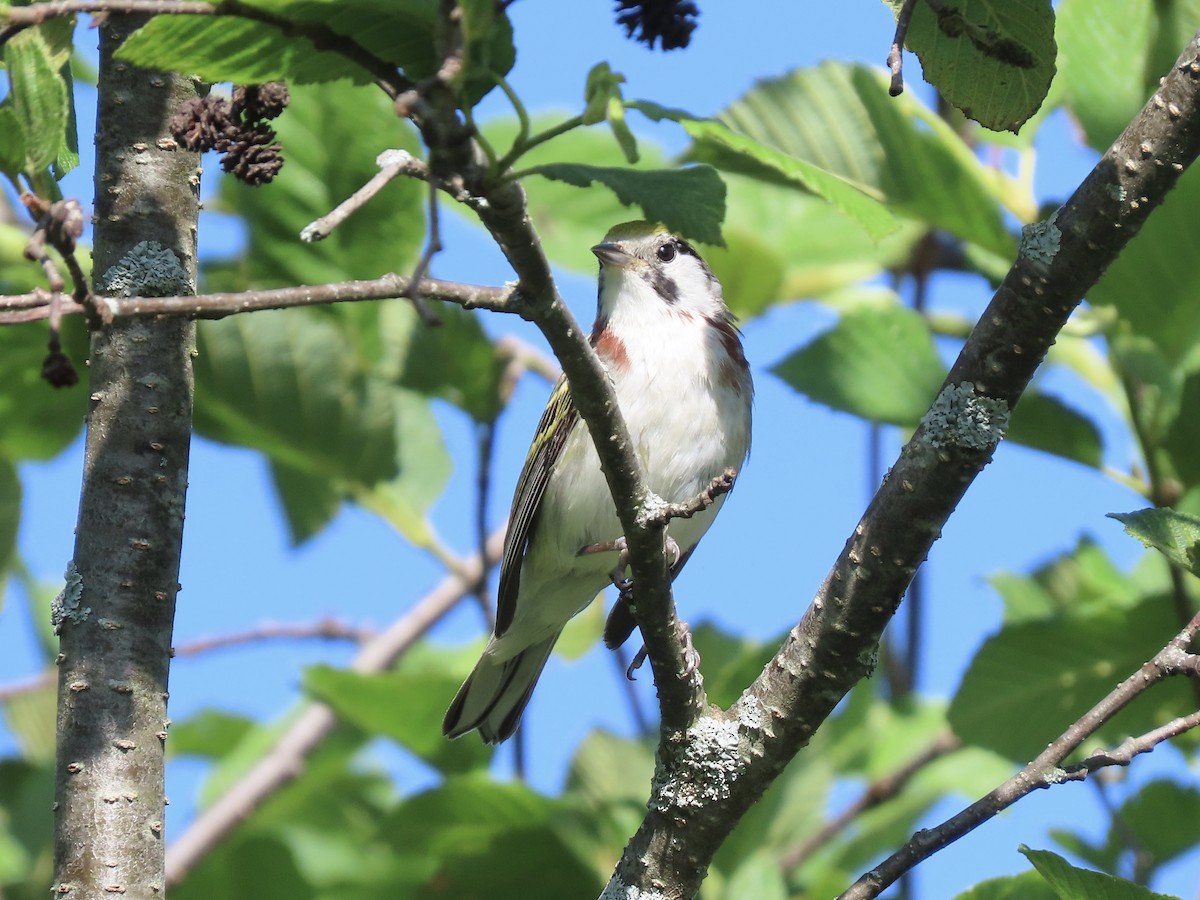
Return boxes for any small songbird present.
[443,221,753,744]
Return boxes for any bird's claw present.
[623,619,700,681]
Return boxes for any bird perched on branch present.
[443,221,753,744]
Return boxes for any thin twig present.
[781,731,962,871]
[299,150,424,243]
[402,180,445,326]
[0,274,516,324]
[638,469,737,529]
[887,0,919,96]
[165,528,506,886]
[172,617,375,657]
[839,610,1200,899]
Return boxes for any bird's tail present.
[442,634,559,744]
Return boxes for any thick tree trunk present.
[52,14,200,897]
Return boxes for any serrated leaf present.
[4,29,69,172]
[533,163,725,246]
[1021,846,1181,900]
[712,173,923,317]
[683,62,1015,256]
[952,870,1062,900]
[194,309,400,534]
[304,665,491,776]
[771,294,945,424]
[395,305,506,423]
[885,0,1056,133]
[680,116,896,240]
[949,595,1195,760]
[1109,508,1200,576]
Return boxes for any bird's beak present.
[591,241,635,267]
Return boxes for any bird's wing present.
[495,376,579,637]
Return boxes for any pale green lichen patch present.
[919,383,1010,451]
[98,240,193,297]
[51,561,89,631]
[651,715,743,811]
[1019,217,1061,265]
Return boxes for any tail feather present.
[442,635,559,744]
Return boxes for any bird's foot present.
[624,619,700,681]
[578,536,632,590]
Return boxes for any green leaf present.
[1006,390,1103,468]
[990,538,1136,624]
[304,665,491,776]
[1117,780,1200,870]
[0,321,87,460]
[583,62,624,125]
[0,106,27,178]
[1087,169,1200,366]
[3,28,69,173]
[681,116,895,240]
[380,775,602,896]
[1,672,54,761]
[456,0,516,104]
[1057,0,1200,151]
[710,173,922,317]
[1021,846,1181,900]
[952,870,1062,900]
[394,305,506,423]
[533,163,726,246]
[684,62,1016,256]
[949,595,1196,760]
[193,309,401,538]
[208,80,426,288]
[722,851,788,900]
[884,0,1057,133]
[169,709,257,759]
[0,456,18,580]
[771,292,945,424]
[172,834,317,900]
[356,390,451,547]
[1108,508,1200,576]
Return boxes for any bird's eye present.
[656,242,677,263]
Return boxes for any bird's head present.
[591,221,728,321]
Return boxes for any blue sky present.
[6,1,1198,896]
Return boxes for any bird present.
[442,221,753,744]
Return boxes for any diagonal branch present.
[842,610,1200,899]
[603,29,1200,899]
[164,528,506,886]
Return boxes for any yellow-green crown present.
[601,220,668,243]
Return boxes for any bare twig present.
[781,731,962,871]
[172,617,374,657]
[300,150,429,242]
[887,0,919,96]
[638,469,737,528]
[840,610,1200,899]
[0,273,515,324]
[164,528,506,886]
[402,180,445,325]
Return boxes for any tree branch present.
[164,528,505,886]
[0,274,515,323]
[841,610,1200,898]
[603,29,1200,899]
